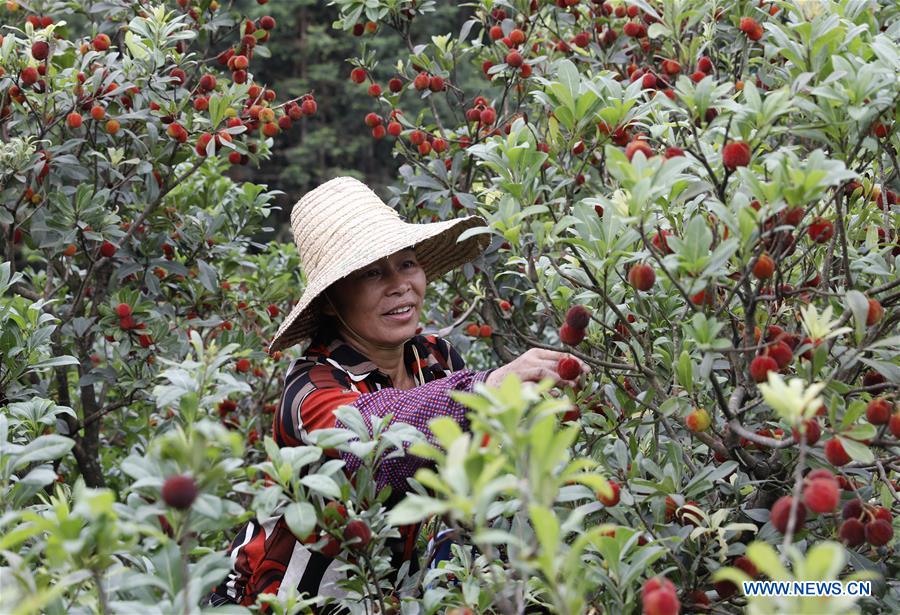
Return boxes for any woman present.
[207,177,587,608]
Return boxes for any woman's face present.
[323,247,427,346]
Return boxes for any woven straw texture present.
[268,176,491,353]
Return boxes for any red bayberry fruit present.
[572,31,591,48]
[890,412,900,438]
[739,17,764,41]
[67,112,83,128]
[650,230,673,255]
[824,438,851,466]
[301,98,317,115]
[565,305,591,329]
[752,253,775,279]
[642,577,679,615]
[161,474,198,510]
[259,15,276,30]
[865,519,893,546]
[722,141,751,169]
[99,241,117,258]
[623,21,646,38]
[661,59,680,75]
[766,341,793,369]
[734,555,758,578]
[685,408,711,432]
[323,501,348,527]
[235,358,251,373]
[31,40,50,60]
[873,506,892,523]
[92,33,111,51]
[866,398,891,425]
[20,66,39,86]
[559,323,586,345]
[803,478,839,513]
[625,139,654,161]
[343,519,372,550]
[505,50,523,68]
[413,72,429,90]
[791,419,821,445]
[321,533,341,557]
[479,107,496,125]
[839,518,866,546]
[749,355,778,382]
[843,499,863,520]
[599,479,620,506]
[697,56,713,73]
[663,146,684,159]
[350,67,366,83]
[627,263,655,291]
[199,73,217,91]
[866,298,883,326]
[771,495,806,534]
[807,217,834,243]
[166,123,188,143]
[557,357,581,380]
[116,303,132,318]
[479,324,492,337]
[388,77,403,92]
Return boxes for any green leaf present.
[300,475,341,500]
[837,436,874,464]
[284,502,316,541]
[428,416,463,450]
[387,494,449,526]
[27,356,79,370]
[675,350,693,393]
[11,435,74,471]
[802,541,845,581]
[844,290,869,342]
[746,541,790,580]
[529,504,559,578]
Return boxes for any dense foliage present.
[1,0,899,614]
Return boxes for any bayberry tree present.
[2,0,900,614]
[316,0,899,612]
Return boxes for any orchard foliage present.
[1,0,900,614]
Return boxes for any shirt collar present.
[307,328,419,381]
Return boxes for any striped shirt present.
[208,328,494,609]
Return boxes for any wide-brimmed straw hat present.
[268,176,491,353]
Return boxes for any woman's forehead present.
[374,247,417,263]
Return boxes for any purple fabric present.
[336,368,494,493]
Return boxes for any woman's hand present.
[485,348,589,390]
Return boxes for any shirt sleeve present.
[337,368,495,494]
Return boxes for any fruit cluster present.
[559,304,591,345]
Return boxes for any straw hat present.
[268,176,491,353]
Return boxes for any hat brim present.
[267,215,491,353]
